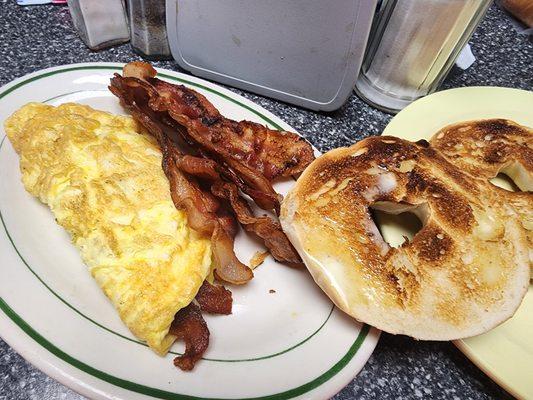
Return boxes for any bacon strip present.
[118,63,315,214]
[169,153,301,264]
[111,73,282,214]
[211,181,302,265]
[110,62,308,372]
[109,62,305,268]
[147,77,315,181]
[169,303,209,371]
[195,281,233,315]
[109,77,253,285]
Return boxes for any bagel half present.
[430,119,532,274]
[430,119,532,191]
[280,136,530,340]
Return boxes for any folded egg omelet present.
[5,103,212,354]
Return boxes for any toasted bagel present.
[430,119,532,273]
[280,136,530,340]
[430,119,532,190]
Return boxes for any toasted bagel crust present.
[281,136,530,340]
[431,119,532,273]
[430,119,532,190]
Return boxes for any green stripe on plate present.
[0,176,335,361]
[0,65,282,130]
[0,296,369,400]
[0,64,371,399]
[0,71,332,362]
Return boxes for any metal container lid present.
[166,0,376,111]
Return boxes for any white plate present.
[0,63,379,400]
[383,86,533,400]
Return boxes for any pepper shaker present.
[126,0,172,60]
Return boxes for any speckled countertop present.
[0,2,532,400]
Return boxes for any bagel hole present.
[490,173,520,192]
[489,162,530,192]
[370,202,425,248]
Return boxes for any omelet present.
[5,102,212,355]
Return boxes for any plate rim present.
[452,339,522,400]
[383,85,533,400]
[0,62,380,400]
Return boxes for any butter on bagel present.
[430,119,532,273]
[280,136,530,340]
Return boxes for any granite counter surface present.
[0,1,532,399]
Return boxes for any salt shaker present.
[67,0,130,50]
[355,0,492,113]
[126,0,172,60]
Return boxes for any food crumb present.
[269,289,276,294]
[250,251,269,269]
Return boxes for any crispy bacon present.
[217,157,282,213]
[110,77,253,285]
[111,72,281,213]
[148,78,315,181]
[211,182,302,265]
[109,61,305,271]
[174,154,220,181]
[169,153,301,264]
[174,145,281,212]
[195,281,233,315]
[117,64,315,213]
[110,62,311,372]
[165,146,253,284]
[169,303,209,371]
[169,281,233,371]
[123,60,158,80]
[169,280,233,371]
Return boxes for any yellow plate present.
[382,86,533,400]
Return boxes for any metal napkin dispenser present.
[166,0,377,111]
